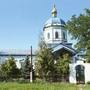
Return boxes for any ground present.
[0,82,90,90]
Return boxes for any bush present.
[87,81,90,84]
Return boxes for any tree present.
[66,9,90,62]
[55,54,70,82]
[22,56,31,80]
[1,56,20,80]
[35,39,55,81]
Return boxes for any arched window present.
[47,33,50,39]
[55,32,59,39]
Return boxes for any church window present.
[55,32,59,39]
[47,33,50,39]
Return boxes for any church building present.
[43,4,90,84]
[0,4,90,84]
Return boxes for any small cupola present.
[52,4,57,17]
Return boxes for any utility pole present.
[30,46,33,83]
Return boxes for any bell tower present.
[43,4,67,47]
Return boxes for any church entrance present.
[75,65,85,84]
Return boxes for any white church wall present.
[44,27,53,44]
[16,56,36,69]
[53,28,61,39]
[16,59,22,69]
[84,63,90,83]
[69,64,76,83]
[44,23,67,45]
[69,61,90,84]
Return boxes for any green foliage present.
[0,56,20,80]
[36,38,71,82]
[87,81,90,84]
[22,56,31,79]
[55,54,70,81]
[35,39,55,81]
[66,9,90,62]
[86,49,90,62]
[56,54,70,75]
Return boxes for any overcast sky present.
[0,0,90,50]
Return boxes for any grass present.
[0,82,89,90]
[83,85,90,90]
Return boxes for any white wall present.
[69,61,90,84]
[44,26,67,44]
[84,63,90,83]
[69,64,76,83]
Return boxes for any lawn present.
[0,82,90,90]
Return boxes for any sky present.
[0,0,90,50]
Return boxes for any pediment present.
[53,43,77,56]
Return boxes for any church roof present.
[44,4,65,28]
[53,43,77,55]
[44,17,65,28]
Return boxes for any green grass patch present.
[0,82,89,90]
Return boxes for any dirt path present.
[77,84,84,90]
